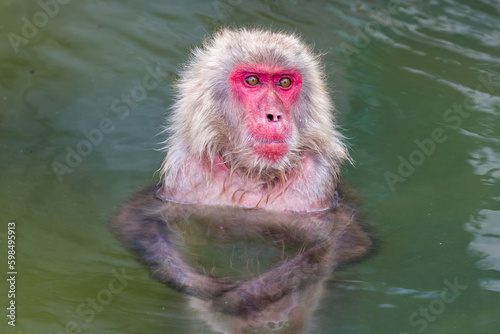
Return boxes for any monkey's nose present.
[266,113,282,122]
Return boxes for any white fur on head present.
[161,28,349,188]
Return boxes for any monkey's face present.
[228,64,303,165]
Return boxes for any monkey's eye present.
[245,75,260,86]
[278,77,292,88]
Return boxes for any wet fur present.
[160,29,350,206]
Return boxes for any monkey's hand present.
[211,240,333,315]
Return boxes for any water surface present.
[1,0,499,333]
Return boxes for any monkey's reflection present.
[110,185,372,333]
[189,279,326,333]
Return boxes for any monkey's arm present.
[211,205,372,315]
[109,185,233,299]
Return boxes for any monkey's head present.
[162,28,349,185]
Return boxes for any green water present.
[1,0,499,333]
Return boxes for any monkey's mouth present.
[256,140,286,144]
[253,141,289,162]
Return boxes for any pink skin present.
[229,64,303,163]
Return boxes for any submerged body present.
[112,184,371,315]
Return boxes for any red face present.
[229,64,303,163]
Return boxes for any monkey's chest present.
[158,175,334,212]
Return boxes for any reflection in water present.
[110,184,372,333]
[189,280,325,333]
[467,147,500,292]
[466,209,500,292]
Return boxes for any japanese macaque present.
[110,28,372,332]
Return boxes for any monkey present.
[110,28,373,329]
